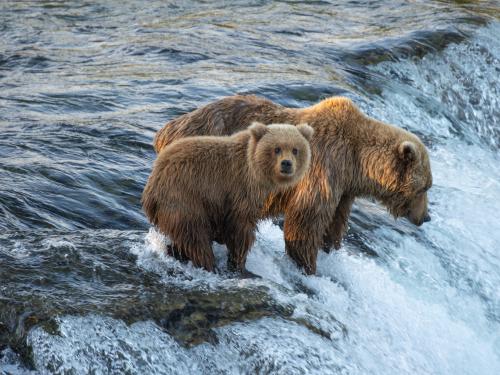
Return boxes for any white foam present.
[369,23,500,148]
[28,316,200,374]
[0,348,35,375]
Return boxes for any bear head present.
[381,138,433,226]
[248,122,313,188]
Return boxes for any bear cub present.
[142,122,313,273]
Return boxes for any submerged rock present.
[0,230,296,368]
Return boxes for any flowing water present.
[1,0,499,374]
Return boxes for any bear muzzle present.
[280,159,294,175]
[408,212,431,226]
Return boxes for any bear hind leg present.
[170,235,215,272]
[159,216,215,272]
[225,222,256,273]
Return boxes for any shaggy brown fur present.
[143,122,313,273]
[154,95,432,275]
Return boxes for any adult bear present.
[154,95,432,275]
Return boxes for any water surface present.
[1,1,499,374]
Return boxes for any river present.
[0,1,499,374]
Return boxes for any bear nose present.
[423,213,431,223]
[280,160,293,174]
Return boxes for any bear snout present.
[409,213,431,226]
[280,159,293,174]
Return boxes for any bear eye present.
[274,147,281,154]
[292,148,298,155]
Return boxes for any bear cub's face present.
[249,122,313,188]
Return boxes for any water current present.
[0,1,499,374]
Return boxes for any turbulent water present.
[1,0,499,374]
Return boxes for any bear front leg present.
[225,222,256,273]
[283,217,325,275]
[322,194,354,252]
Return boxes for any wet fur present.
[154,95,432,274]
[143,123,312,272]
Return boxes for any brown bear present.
[153,95,432,275]
[142,122,313,273]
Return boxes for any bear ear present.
[398,141,417,163]
[249,122,268,142]
[296,123,314,141]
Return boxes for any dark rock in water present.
[158,288,291,346]
[0,230,293,368]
